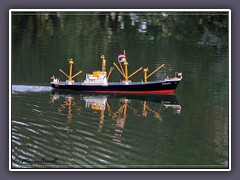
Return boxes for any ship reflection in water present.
[49,92,181,143]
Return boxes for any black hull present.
[51,80,181,94]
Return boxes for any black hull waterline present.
[51,79,181,94]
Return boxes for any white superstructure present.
[82,71,108,85]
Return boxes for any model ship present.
[50,50,182,94]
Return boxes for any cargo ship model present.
[50,51,182,94]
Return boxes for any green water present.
[11,11,229,169]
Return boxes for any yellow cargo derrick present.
[113,50,143,84]
[59,58,82,84]
[143,64,165,83]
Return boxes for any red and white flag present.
[118,54,125,62]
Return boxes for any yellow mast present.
[123,50,128,82]
[59,58,82,83]
[101,54,106,72]
[69,58,74,82]
[143,68,148,83]
[101,53,115,81]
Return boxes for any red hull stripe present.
[52,88,174,95]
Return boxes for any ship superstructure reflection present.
[83,95,107,131]
[49,92,181,142]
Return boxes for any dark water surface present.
[11,11,229,169]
